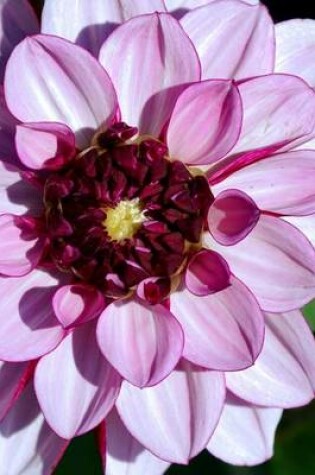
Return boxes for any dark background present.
[27,1,315,474]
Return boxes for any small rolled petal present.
[0,214,44,276]
[0,161,42,216]
[42,0,166,57]
[0,383,68,475]
[213,150,315,216]
[231,74,315,155]
[171,277,264,371]
[181,1,274,80]
[208,190,260,245]
[97,299,184,387]
[185,249,231,296]
[208,393,282,466]
[276,20,315,87]
[137,277,171,305]
[0,0,39,81]
[53,284,106,329]
[99,13,200,135]
[0,361,32,421]
[15,122,76,170]
[205,216,315,312]
[5,35,117,149]
[35,322,121,439]
[167,80,242,165]
[0,269,66,361]
[116,363,225,463]
[227,311,315,407]
[105,409,170,475]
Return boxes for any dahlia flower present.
[0,0,315,474]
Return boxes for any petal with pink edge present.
[170,277,264,370]
[0,214,44,277]
[0,383,68,475]
[276,20,315,87]
[185,249,231,296]
[0,361,32,421]
[99,13,200,135]
[166,80,242,165]
[42,0,166,57]
[0,87,20,165]
[284,215,315,248]
[35,321,121,439]
[208,190,260,245]
[104,408,170,475]
[204,215,315,312]
[0,161,42,216]
[227,311,315,407]
[231,74,315,156]
[4,35,117,149]
[15,122,76,170]
[97,298,184,387]
[213,150,315,216]
[0,269,66,361]
[0,0,39,82]
[208,393,282,466]
[116,362,225,464]
[53,284,106,329]
[181,1,274,80]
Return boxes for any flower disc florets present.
[44,122,213,300]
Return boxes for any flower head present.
[0,0,315,473]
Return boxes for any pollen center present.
[104,198,146,241]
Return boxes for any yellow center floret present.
[103,198,146,241]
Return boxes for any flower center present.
[43,122,213,299]
[104,198,146,241]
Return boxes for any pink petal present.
[170,277,264,371]
[42,0,166,57]
[185,249,231,296]
[116,362,225,464]
[105,408,170,475]
[284,215,315,248]
[0,269,66,361]
[231,74,315,156]
[0,161,42,216]
[208,393,282,466]
[0,0,39,81]
[208,190,260,245]
[0,383,68,475]
[0,87,20,165]
[99,12,200,135]
[275,20,315,87]
[4,35,118,149]
[0,361,32,421]
[227,311,315,407]
[213,150,315,216]
[35,321,121,439]
[97,298,184,387]
[15,122,76,170]
[0,214,44,276]
[181,1,274,80]
[53,284,106,329]
[166,80,242,165]
[204,215,315,312]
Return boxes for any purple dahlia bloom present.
[0,0,315,473]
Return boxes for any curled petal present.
[99,12,200,135]
[171,277,264,370]
[167,80,242,165]
[97,299,184,387]
[16,122,76,170]
[116,362,225,464]
[5,35,118,148]
[185,249,231,296]
[208,189,260,245]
